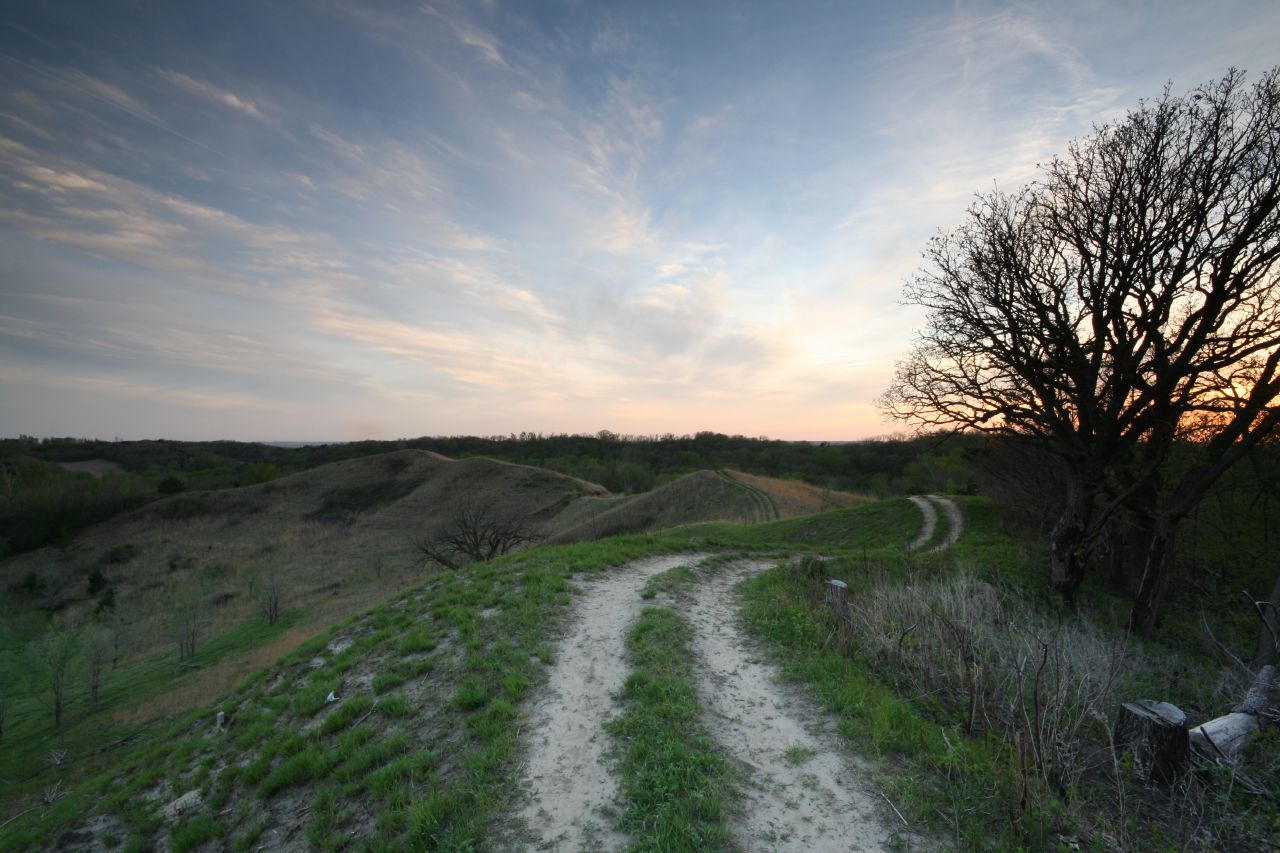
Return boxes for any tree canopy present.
[882,68,1280,630]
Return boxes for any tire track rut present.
[507,554,903,850]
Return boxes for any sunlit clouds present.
[2,0,1277,440]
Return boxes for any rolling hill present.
[0,453,862,769]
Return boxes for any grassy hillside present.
[0,494,924,850]
[0,451,606,795]
[551,469,867,543]
[0,451,860,826]
[3,463,1275,850]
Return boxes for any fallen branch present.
[879,790,909,827]
[0,805,37,831]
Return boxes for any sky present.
[1,1,1277,442]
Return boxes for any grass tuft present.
[607,606,731,850]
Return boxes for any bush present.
[157,476,186,495]
[244,462,280,484]
[156,496,209,521]
[96,587,116,613]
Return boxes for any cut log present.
[1189,664,1275,758]
[1190,712,1261,757]
[1114,700,1188,785]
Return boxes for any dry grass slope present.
[551,470,868,543]
[0,450,604,732]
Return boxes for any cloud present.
[421,3,511,70]
[160,70,267,121]
[57,69,159,122]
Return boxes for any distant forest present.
[0,431,976,557]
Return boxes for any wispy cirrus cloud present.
[160,70,268,121]
[3,0,1278,440]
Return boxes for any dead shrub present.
[813,566,1132,799]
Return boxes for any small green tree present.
[244,462,280,484]
[157,475,186,495]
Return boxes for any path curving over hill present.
[718,471,781,521]
[906,495,963,553]
[926,495,964,552]
[906,496,938,551]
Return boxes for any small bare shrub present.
[260,571,283,625]
[33,624,79,728]
[413,499,543,569]
[85,625,111,710]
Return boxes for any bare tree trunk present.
[1050,485,1092,605]
[1128,522,1176,637]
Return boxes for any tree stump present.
[1114,700,1189,785]
[824,579,848,611]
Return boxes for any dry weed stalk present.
[814,566,1127,800]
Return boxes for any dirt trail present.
[511,553,915,850]
[906,496,938,551]
[926,495,963,552]
[511,553,705,850]
[687,560,895,852]
[906,495,963,553]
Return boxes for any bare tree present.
[881,68,1280,632]
[106,608,126,671]
[413,499,543,570]
[171,583,205,662]
[260,571,284,625]
[84,626,111,711]
[34,624,79,728]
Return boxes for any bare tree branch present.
[881,67,1280,630]
[412,499,544,570]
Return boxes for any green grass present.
[639,562,697,599]
[15,493,1250,851]
[0,605,306,822]
[0,532,694,850]
[607,606,731,851]
[736,559,1058,851]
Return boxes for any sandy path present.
[906,496,938,551]
[687,560,895,852]
[511,553,706,851]
[926,495,963,552]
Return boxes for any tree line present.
[0,431,973,558]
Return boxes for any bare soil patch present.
[925,495,963,552]
[687,560,899,852]
[906,496,938,551]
